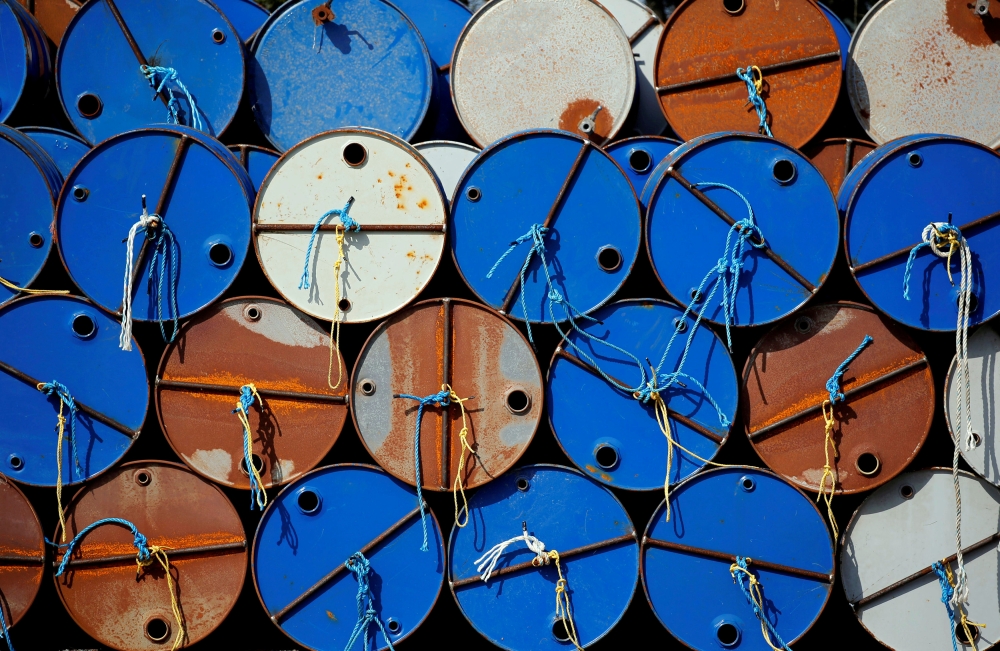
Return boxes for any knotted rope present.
[445,385,478,529]
[141,65,203,131]
[36,380,80,542]
[54,518,185,651]
[730,557,790,651]
[343,552,395,651]
[233,384,267,510]
[737,66,772,137]
[0,586,14,651]
[933,560,985,651]
[817,335,873,539]
[120,196,179,349]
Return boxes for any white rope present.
[119,203,159,351]
[475,523,549,583]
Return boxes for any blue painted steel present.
[451,130,642,322]
[604,136,682,208]
[842,134,1000,331]
[643,467,834,651]
[0,124,62,307]
[449,464,638,650]
[644,132,838,328]
[212,0,268,42]
[547,299,737,491]
[253,464,444,651]
[0,0,50,124]
[229,144,280,194]
[56,0,244,144]
[19,126,90,178]
[56,125,253,321]
[250,0,433,152]
[0,295,148,486]
[818,3,850,70]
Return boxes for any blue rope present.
[141,65,204,131]
[393,389,451,551]
[299,199,358,290]
[234,385,265,510]
[343,552,395,651]
[825,335,874,404]
[53,518,151,577]
[145,219,180,344]
[932,561,960,651]
[37,381,82,481]
[736,67,773,137]
[903,223,961,301]
[0,587,14,651]
[732,557,791,651]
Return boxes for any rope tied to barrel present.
[0,584,15,651]
[53,518,185,651]
[737,66,772,137]
[36,380,81,542]
[933,560,986,651]
[730,557,791,651]
[816,335,874,540]
[233,384,267,510]
[343,552,395,651]
[141,65,204,131]
[444,384,481,529]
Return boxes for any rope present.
[36,381,80,542]
[730,557,791,651]
[233,384,267,510]
[53,518,185,651]
[120,196,179,349]
[933,560,986,651]
[445,385,476,529]
[550,550,583,651]
[0,275,68,297]
[0,586,14,651]
[343,552,395,651]
[737,66,773,137]
[141,65,203,131]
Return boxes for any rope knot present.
[298,198,357,290]
[736,66,773,137]
[730,556,791,651]
[141,64,203,131]
[233,384,266,511]
[344,552,396,651]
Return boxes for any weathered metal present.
[255,128,448,325]
[449,464,639,650]
[802,137,876,194]
[249,0,433,152]
[547,299,737,491]
[15,0,80,45]
[843,135,1000,330]
[0,477,44,630]
[945,324,1000,486]
[211,0,268,42]
[229,144,279,194]
[841,469,1000,650]
[743,302,933,495]
[642,467,835,651]
[654,0,841,149]
[450,0,636,146]
[818,2,851,70]
[54,461,247,650]
[352,298,542,490]
[414,140,480,204]
[0,0,49,123]
[157,296,349,491]
[253,464,444,650]
[603,136,681,208]
[18,126,90,179]
[848,0,1000,148]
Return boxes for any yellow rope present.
[944,560,986,651]
[235,384,267,510]
[0,275,69,296]
[548,550,584,651]
[730,559,785,651]
[816,400,839,540]
[137,545,185,651]
[44,393,70,542]
[444,384,475,528]
[328,225,347,390]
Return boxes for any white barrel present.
[946,324,1000,486]
[414,140,480,204]
[599,0,666,137]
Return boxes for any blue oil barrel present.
[604,135,681,208]
[0,0,49,124]
[229,144,279,194]
[212,0,268,42]
[19,126,90,178]
[818,2,850,70]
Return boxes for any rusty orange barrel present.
[15,0,80,45]
[0,477,44,645]
[803,137,877,195]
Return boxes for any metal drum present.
[450,0,636,147]
[654,0,841,149]
[841,469,1000,650]
[0,477,44,636]
[547,299,738,491]
[0,0,49,124]
[849,0,1000,147]
[391,0,471,142]
[212,0,268,42]
[57,125,253,323]
[644,132,838,328]
[414,140,479,204]
[818,2,851,71]
[54,461,247,650]
[229,144,279,194]
[156,296,349,492]
[0,295,147,486]
[843,135,1000,330]
[254,128,447,324]
[0,124,62,307]
[743,302,933,495]
[14,0,80,46]
[802,137,876,194]
[642,467,835,651]
[249,0,433,152]
[57,0,245,144]
[19,126,90,178]
[449,464,639,650]
[451,130,641,323]
[604,136,681,207]
[253,464,444,651]
[351,298,542,491]
[945,324,1000,486]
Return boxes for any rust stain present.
[558,98,613,143]
[946,0,1000,47]
[417,198,428,209]
[407,251,416,259]
[317,173,323,179]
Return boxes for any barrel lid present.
[802,137,876,195]
[253,464,444,651]
[54,460,248,650]
[841,468,1000,650]
[643,466,835,651]
[0,295,147,486]
[451,0,636,147]
[645,132,838,328]
[451,129,641,322]
[156,296,349,492]
[0,477,44,628]
[818,2,851,70]
[603,135,681,207]
[848,0,1000,148]
[352,297,542,491]
[945,324,1000,487]
[250,0,433,152]
[14,0,81,46]
[414,140,479,204]
[211,0,268,42]
[547,299,737,491]
[57,125,253,322]
[254,128,447,324]
[0,0,30,123]
[743,302,933,495]
[842,134,1000,330]
[229,143,279,194]
[19,126,91,178]
[599,0,666,137]
[449,464,639,650]
[655,0,841,149]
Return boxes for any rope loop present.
[141,65,204,131]
[298,198,357,291]
[344,552,396,651]
[730,557,791,651]
[443,384,480,529]
[736,66,773,137]
[233,384,267,510]
[37,380,81,542]
[120,196,179,349]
